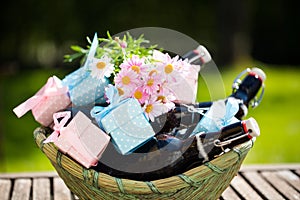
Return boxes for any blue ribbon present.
[83,33,99,69]
[222,97,239,126]
[62,67,90,90]
[90,85,121,124]
[62,33,99,89]
[191,98,240,135]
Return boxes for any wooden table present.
[0,164,299,200]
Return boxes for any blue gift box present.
[191,97,240,136]
[62,33,110,106]
[91,94,155,155]
[63,70,109,106]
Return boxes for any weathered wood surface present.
[0,164,299,200]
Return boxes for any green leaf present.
[63,52,84,63]
[70,45,85,53]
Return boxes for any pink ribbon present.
[43,111,71,143]
[13,76,69,118]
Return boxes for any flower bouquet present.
[63,32,203,117]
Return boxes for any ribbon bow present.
[62,33,99,89]
[222,97,240,125]
[196,97,240,133]
[84,33,99,69]
[43,111,71,143]
[13,76,68,118]
[90,84,121,121]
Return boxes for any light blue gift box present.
[91,86,155,155]
[62,33,110,106]
[191,97,240,136]
[62,68,109,106]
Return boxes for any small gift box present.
[191,97,240,136]
[167,66,200,104]
[62,67,109,107]
[13,76,71,126]
[44,111,110,168]
[62,33,110,107]
[91,86,155,155]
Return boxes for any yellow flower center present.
[117,87,124,96]
[157,95,166,102]
[122,76,131,85]
[131,65,140,73]
[164,64,174,74]
[134,90,143,99]
[147,78,154,86]
[96,61,106,69]
[145,104,153,113]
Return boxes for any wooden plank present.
[0,171,58,179]
[32,178,51,200]
[241,164,300,171]
[242,171,284,200]
[0,179,12,200]
[53,177,72,200]
[230,174,263,200]
[221,186,241,200]
[277,170,300,191]
[11,179,31,200]
[261,171,300,200]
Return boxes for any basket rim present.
[34,126,254,195]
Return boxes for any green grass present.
[0,64,299,172]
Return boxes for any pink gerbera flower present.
[143,97,166,122]
[143,69,161,95]
[131,86,150,104]
[154,53,181,83]
[114,68,140,92]
[120,55,147,75]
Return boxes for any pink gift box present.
[47,111,110,168]
[168,64,200,104]
[13,76,71,126]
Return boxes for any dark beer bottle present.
[231,67,266,119]
[183,45,212,65]
[184,117,260,170]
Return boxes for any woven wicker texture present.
[34,127,254,200]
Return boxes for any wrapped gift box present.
[13,76,71,126]
[62,67,109,106]
[53,111,110,168]
[191,97,240,136]
[167,66,199,104]
[92,98,155,155]
[62,33,110,107]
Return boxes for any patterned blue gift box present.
[191,97,240,136]
[92,98,155,155]
[63,69,109,106]
[62,33,110,106]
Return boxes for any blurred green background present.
[1,0,300,172]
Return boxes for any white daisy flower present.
[89,55,114,79]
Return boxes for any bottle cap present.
[244,117,260,138]
[251,67,267,82]
[195,45,212,65]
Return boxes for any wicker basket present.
[34,126,254,200]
